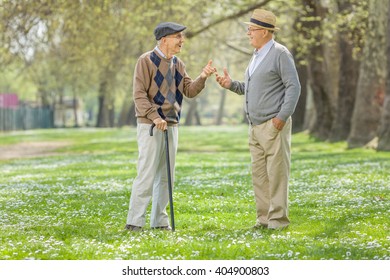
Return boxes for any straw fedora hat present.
[244,9,280,31]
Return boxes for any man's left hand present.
[272,117,285,130]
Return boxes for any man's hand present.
[215,67,232,89]
[200,60,217,79]
[272,117,285,130]
[153,118,167,131]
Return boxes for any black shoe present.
[152,226,172,231]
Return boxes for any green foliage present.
[287,0,368,64]
[0,0,372,127]
[0,126,389,260]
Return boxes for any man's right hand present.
[153,118,167,131]
[216,67,232,89]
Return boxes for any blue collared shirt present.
[154,46,166,58]
[248,39,275,76]
[154,46,171,60]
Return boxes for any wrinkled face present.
[164,32,185,55]
[246,26,268,49]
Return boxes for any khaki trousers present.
[249,118,291,229]
[126,124,178,228]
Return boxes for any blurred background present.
[0,0,389,150]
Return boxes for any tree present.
[328,0,362,142]
[216,88,227,125]
[1,0,305,128]
[184,99,201,126]
[290,11,308,133]
[300,0,334,140]
[1,0,385,137]
[348,0,388,148]
[291,64,307,133]
[377,0,390,151]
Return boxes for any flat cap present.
[154,22,186,40]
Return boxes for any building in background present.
[0,93,19,108]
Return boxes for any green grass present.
[0,126,389,260]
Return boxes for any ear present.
[159,37,166,46]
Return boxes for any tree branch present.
[223,41,252,56]
[186,0,273,38]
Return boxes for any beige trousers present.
[126,123,178,228]
[248,117,291,229]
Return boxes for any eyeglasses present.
[247,27,264,33]
[166,33,185,40]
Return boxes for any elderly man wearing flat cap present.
[125,22,216,231]
[216,9,301,230]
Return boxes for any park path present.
[0,142,69,160]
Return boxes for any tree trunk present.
[292,63,307,133]
[60,94,66,128]
[377,0,390,151]
[329,40,358,141]
[308,61,333,140]
[216,88,226,125]
[184,99,201,126]
[291,14,307,133]
[96,80,115,127]
[378,96,390,150]
[303,0,334,140]
[329,0,360,142]
[73,93,79,128]
[348,0,388,148]
[118,96,137,127]
[128,102,137,126]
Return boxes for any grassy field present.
[0,126,389,260]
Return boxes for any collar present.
[253,39,274,56]
[154,46,167,58]
[154,46,175,61]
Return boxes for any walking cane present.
[150,123,175,231]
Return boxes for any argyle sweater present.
[133,49,206,125]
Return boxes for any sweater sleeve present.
[182,66,207,98]
[229,81,245,95]
[133,56,160,121]
[276,51,301,121]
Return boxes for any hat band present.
[250,18,275,29]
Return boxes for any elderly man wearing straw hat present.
[216,9,301,230]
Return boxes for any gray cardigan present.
[230,41,301,125]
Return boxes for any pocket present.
[267,119,280,139]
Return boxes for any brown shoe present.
[124,224,142,231]
[268,225,289,231]
[253,222,267,229]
